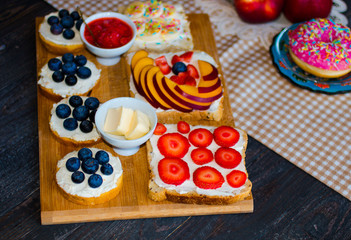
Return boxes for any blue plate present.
[271,24,351,94]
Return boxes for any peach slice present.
[132,57,154,95]
[139,65,160,108]
[198,60,218,81]
[131,50,148,70]
[154,71,192,112]
[175,83,222,103]
[198,78,222,93]
[162,77,212,110]
[144,66,171,110]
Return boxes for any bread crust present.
[56,173,123,205]
[146,127,252,205]
[39,25,84,55]
[49,126,102,146]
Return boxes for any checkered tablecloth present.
[45,0,351,200]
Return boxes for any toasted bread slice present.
[146,123,252,205]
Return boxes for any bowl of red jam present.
[80,12,136,66]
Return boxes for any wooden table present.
[1,0,351,239]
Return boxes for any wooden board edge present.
[41,198,253,225]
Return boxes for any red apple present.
[234,0,285,23]
[283,0,333,23]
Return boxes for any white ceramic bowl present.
[95,97,157,156]
[80,12,137,66]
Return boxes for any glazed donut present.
[288,18,351,78]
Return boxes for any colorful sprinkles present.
[289,18,351,71]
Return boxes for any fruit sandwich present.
[146,121,252,205]
[127,50,224,122]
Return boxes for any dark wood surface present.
[1,0,351,239]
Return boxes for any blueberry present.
[63,29,75,39]
[71,171,85,183]
[74,55,87,66]
[75,19,83,31]
[65,157,80,172]
[82,157,99,174]
[70,11,80,21]
[55,103,71,118]
[61,15,74,28]
[89,109,97,123]
[78,148,92,161]
[62,53,74,63]
[52,70,64,82]
[65,75,77,86]
[95,150,109,165]
[69,95,83,107]
[80,120,93,133]
[63,117,78,131]
[84,97,99,110]
[101,163,113,175]
[88,174,103,188]
[62,62,77,75]
[58,9,69,18]
[50,23,63,35]
[47,16,59,25]
[48,58,62,71]
[172,62,187,75]
[73,105,89,121]
[77,66,91,79]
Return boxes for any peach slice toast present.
[128,50,224,121]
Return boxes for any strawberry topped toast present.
[146,121,252,204]
[128,50,224,122]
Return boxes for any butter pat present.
[104,107,150,140]
[125,110,150,140]
[104,107,134,136]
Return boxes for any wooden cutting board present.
[36,14,253,225]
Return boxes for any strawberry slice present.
[177,121,190,134]
[188,128,213,147]
[184,75,196,86]
[179,51,193,63]
[226,170,247,188]
[155,56,171,74]
[171,51,193,65]
[186,64,199,79]
[154,122,167,135]
[171,55,181,65]
[213,126,240,147]
[170,72,187,85]
[193,166,224,189]
[157,133,190,158]
[214,147,242,169]
[191,147,214,165]
[158,157,190,185]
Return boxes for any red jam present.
[84,17,133,49]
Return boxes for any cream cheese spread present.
[38,57,101,98]
[56,148,123,198]
[50,97,100,142]
[39,12,83,46]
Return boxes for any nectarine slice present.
[198,60,219,81]
[131,50,148,70]
[154,71,192,112]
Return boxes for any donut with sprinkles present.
[288,18,351,78]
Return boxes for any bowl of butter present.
[95,97,157,156]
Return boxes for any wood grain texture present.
[2,0,351,239]
[36,14,253,225]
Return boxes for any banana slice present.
[139,19,162,41]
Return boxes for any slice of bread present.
[146,123,252,205]
[119,1,194,53]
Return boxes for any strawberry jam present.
[84,17,133,49]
